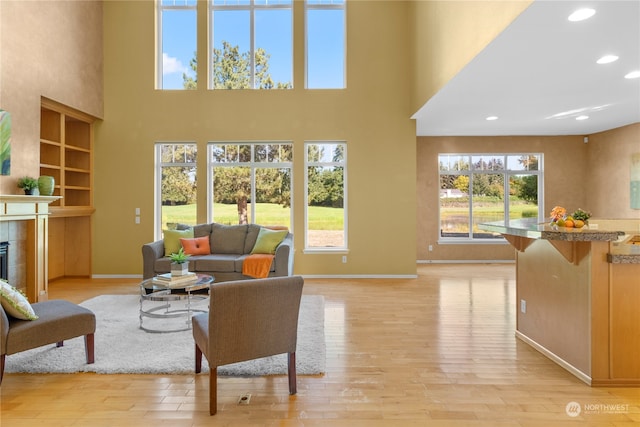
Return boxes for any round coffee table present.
[139,273,214,333]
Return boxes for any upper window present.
[157,0,198,90]
[305,0,346,89]
[305,142,347,250]
[208,142,293,227]
[438,154,543,241]
[210,0,293,89]
[155,143,198,239]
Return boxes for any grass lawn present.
[162,203,344,230]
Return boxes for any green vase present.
[38,175,55,196]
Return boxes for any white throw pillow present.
[0,280,38,320]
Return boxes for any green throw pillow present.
[250,228,288,255]
[0,279,38,320]
[163,228,194,256]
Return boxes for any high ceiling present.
[413,0,640,136]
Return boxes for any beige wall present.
[95,0,417,276]
[0,0,103,195]
[586,123,640,219]
[408,0,531,114]
[3,0,636,274]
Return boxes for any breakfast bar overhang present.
[479,218,640,386]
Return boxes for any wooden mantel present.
[0,195,60,302]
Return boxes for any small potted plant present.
[17,176,39,195]
[169,247,190,276]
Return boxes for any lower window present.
[438,154,542,241]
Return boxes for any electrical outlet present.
[520,299,526,313]
[428,245,433,252]
[238,393,251,405]
[342,255,347,263]
[135,216,140,224]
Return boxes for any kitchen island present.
[479,218,640,386]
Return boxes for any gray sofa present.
[142,223,293,281]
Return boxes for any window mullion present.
[250,2,256,88]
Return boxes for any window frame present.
[206,141,294,228]
[438,153,544,244]
[156,0,198,90]
[209,0,293,90]
[304,141,348,252]
[304,0,347,89]
[154,142,198,240]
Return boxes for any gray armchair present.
[1,300,96,384]
[192,275,304,415]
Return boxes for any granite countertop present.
[609,239,640,264]
[478,218,623,241]
[479,219,639,264]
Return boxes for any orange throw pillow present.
[180,236,210,255]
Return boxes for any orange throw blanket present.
[242,254,275,279]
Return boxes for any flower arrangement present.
[549,206,591,228]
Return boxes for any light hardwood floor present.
[1,264,638,426]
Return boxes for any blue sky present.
[161,2,344,89]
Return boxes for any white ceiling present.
[413,0,640,136]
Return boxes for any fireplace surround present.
[0,195,59,302]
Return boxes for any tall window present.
[439,153,542,241]
[306,0,346,89]
[208,142,293,227]
[157,0,197,90]
[155,143,198,238]
[305,142,347,250]
[210,0,293,89]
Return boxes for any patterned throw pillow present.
[0,280,38,320]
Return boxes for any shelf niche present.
[39,98,96,279]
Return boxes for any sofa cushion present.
[0,280,38,320]
[244,224,262,254]
[193,254,241,273]
[251,228,288,254]
[211,223,248,254]
[163,228,194,256]
[192,223,212,239]
[180,236,210,255]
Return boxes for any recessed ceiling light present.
[568,8,596,22]
[576,115,589,121]
[625,70,640,79]
[597,55,619,64]
[486,116,498,121]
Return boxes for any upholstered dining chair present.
[192,275,304,415]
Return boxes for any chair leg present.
[210,366,217,415]
[85,333,95,364]
[288,352,297,395]
[195,344,202,373]
[0,354,5,386]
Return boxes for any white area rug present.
[5,294,325,376]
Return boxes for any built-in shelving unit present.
[39,98,95,279]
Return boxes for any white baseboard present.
[91,274,143,279]
[301,274,418,279]
[92,274,419,280]
[417,259,515,264]
[515,331,592,385]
